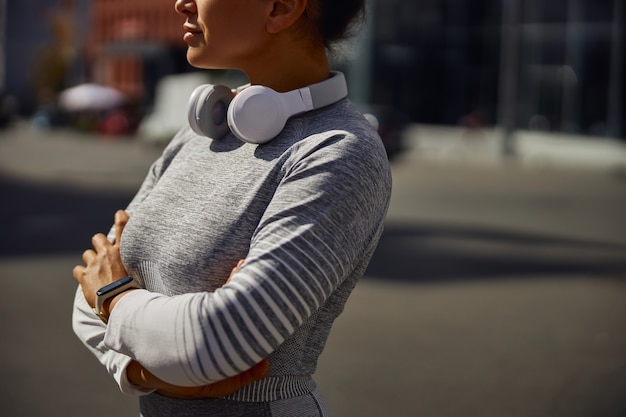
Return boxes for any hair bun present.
[310,0,366,47]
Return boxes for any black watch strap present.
[93,276,141,324]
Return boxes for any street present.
[1,125,625,417]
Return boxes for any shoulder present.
[290,99,391,174]
[278,100,392,198]
[289,100,385,152]
[307,99,381,143]
[162,126,197,154]
[158,125,201,162]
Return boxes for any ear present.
[265,0,308,35]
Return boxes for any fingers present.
[72,210,129,299]
[153,359,270,399]
[246,359,270,381]
[72,264,84,281]
[72,249,95,282]
[226,259,246,284]
[194,359,269,398]
[91,233,109,252]
[82,248,96,264]
[114,210,130,244]
[90,210,128,251]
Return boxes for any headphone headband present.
[308,71,348,109]
[187,71,348,144]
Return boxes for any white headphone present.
[187,71,348,144]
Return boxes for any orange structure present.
[88,0,186,102]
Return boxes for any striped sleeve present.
[103,131,391,386]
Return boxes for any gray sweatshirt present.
[72,98,392,413]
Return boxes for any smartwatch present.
[93,276,141,324]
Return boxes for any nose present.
[175,0,196,15]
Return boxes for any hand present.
[73,210,130,308]
[124,257,267,399]
[227,259,245,284]
[127,358,270,399]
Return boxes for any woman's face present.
[175,0,272,70]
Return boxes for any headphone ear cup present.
[187,84,234,139]
[187,84,210,136]
[227,86,289,144]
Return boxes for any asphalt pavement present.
[1,122,625,417]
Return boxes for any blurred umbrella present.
[58,83,126,112]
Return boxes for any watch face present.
[96,276,134,296]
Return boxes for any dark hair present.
[305,0,366,49]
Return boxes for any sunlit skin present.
[73,0,334,398]
[175,0,330,92]
[73,211,269,397]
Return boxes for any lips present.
[183,31,199,42]
[183,24,202,42]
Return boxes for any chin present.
[186,50,205,68]
[186,50,226,70]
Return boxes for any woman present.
[72,0,392,415]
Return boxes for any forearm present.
[72,285,154,396]
[103,288,266,387]
[99,139,390,386]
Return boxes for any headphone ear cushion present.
[187,84,234,139]
[228,86,289,144]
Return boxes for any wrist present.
[126,360,151,389]
[102,289,137,321]
[93,276,141,324]
[126,360,165,391]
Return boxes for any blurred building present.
[2,0,190,115]
[88,0,190,107]
[4,0,91,114]
[368,0,624,139]
[2,0,624,140]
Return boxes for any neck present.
[241,39,331,92]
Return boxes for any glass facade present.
[4,0,623,140]
[368,0,624,139]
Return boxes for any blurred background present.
[0,1,625,416]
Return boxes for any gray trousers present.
[139,387,331,417]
